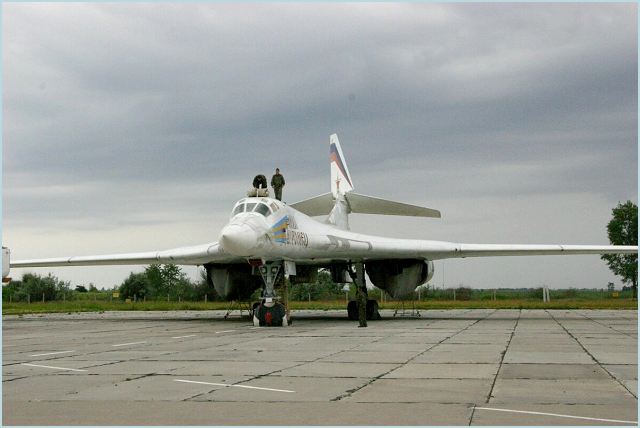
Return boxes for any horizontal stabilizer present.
[289,192,334,216]
[346,192,441,218]
[291,192,441,218]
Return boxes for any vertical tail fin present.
[290,133,441,221]
[329,134,354,197]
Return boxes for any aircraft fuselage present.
[218,196,451,264]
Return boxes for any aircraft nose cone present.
[219,224,258,256]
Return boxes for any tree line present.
[3,273,72,302]
[119,267,347,301]
[2,265,348,302]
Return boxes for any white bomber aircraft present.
[9,134,638,326]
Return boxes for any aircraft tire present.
[366,299,381,320]
[252,301,260,315]
[347,299,381,320]
[347,300,358,320]
[255,302,286,327]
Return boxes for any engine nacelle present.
[366,259,434,299]
[424,260,435,284]
[205,263,262,301]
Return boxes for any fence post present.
[63,293,66,302]
[453,289,456,301]
[167,294,169,302]
[42,292,45,303]
[28,294,31,304]
[205,294,208,303]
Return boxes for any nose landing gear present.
[253,261,289,327]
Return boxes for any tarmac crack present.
[120,373,155,383]
[545,309,637,399]
[330,310,498,402]
[576,310,637,339]
[484,309,520,405]
[183,330,384,401]
[468,404,478,426]
[2,376,30,383]
[79,360,128,369]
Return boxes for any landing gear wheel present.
[347,300,358,320]
[251,301,260,316]
[367,299,381,320]
[253,302,288,327]
[347,299,381,320]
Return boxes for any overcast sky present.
[3,3,637,290]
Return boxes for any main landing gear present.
[347,263,381,326]
[347,299,381,321]
[253,261,289,327]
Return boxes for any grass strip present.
[2,298,636,315]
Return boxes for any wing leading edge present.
[447,243,637,259]
[10,242,241,268]
[11,240,637,269]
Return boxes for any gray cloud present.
[3,3,637,289]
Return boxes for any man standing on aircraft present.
[271,168,285,201]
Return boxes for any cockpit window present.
[254,203,271,217]
[232,203,245,217]
[231,199,274,218]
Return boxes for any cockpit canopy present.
[231,198,281,218]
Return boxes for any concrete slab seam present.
[576,311,636,339]
[484,309,521,404]
[545,309,637,399]
[180,327,381,401]
[331,309,499,402]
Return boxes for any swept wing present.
[10,242,243,268]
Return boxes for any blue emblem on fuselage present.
[270,215,289,243]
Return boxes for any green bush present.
[119,272,148,300]
[455,287,473,301]
[528,288,544,299]
[2,273,71,302]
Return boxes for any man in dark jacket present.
[271,168,285,201]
